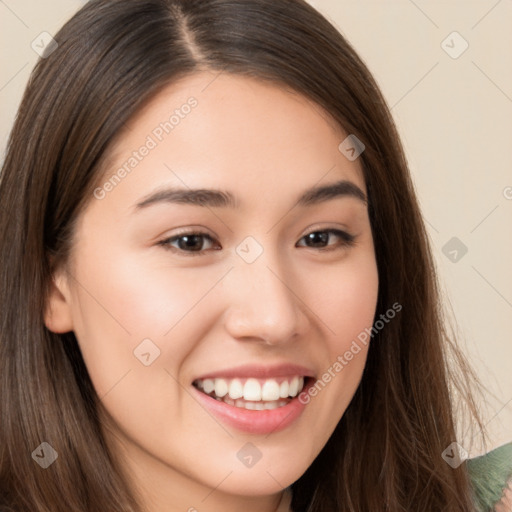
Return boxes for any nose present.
[222,248,308,346]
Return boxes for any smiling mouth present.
[192,376,309,411]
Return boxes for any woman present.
[0,0,510,511]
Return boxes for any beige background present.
[1,0,511,454]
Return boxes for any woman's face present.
[46,72,378,511]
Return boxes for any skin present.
[45,71,379,512]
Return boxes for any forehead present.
[95,71,366,212]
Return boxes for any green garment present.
[467,442,512,511]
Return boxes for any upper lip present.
[192,363,315,382]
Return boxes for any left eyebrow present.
[296,180,367,207]
[132,179,367,212]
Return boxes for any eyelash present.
[157,228,356,256]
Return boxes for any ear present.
[44,267,74,333]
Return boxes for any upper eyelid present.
[164,227,351,239]
[164,223,352,239]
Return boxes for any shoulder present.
[466,442,512,512]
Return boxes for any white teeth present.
[214,378,228,398]
[215,395,289,410]
[279,380,289,398]
[223,396,235,406]
[245,401,266,410]
[203,379,215,394]
[288,376,299,397]
[228,378,244,399]
[243,378,261,401]
[261,380,280,401]
[195,375,307,403]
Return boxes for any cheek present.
[81,253,223,336]
[68,247,230,394]
[302,249,379,347]
[296,250,378,428]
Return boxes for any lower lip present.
[192,379,312,435]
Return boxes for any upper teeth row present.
[196,376,305,401]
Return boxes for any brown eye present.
[158,232,221,255]
[297,229,355,250]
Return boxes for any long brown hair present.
[0,0,488,510]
